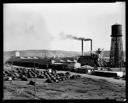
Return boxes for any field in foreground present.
[3,74,126,100]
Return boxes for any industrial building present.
[5,23,125,72]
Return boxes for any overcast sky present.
[4,2,125,52]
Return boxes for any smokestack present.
[65,34,92,55]
[81,39,84,56]
[90,40,92,52]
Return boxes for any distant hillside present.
[102,51,125,58]
[102,51,110,57]
[3,50,125,63]
[3,50,81,63]
[4,50,81,57]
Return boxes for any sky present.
[4,2,125,52]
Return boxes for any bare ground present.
[3,73,126,100]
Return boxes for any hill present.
[3,50,125,63]
[3,50,80,63]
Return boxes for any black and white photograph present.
[3,2,126,100]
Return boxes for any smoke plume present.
[66,35,92,41]
[59,32,92,41]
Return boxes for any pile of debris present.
[3,68,82,83]
[3,68,44,81]
[45,69,81,83]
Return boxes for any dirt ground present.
[3,71,126,100]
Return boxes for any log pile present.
[3,67,82,83]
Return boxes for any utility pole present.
[10,54,13,85]
[34,58,36,99]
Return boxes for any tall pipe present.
[90,40,92,52]
[81,39,83,56]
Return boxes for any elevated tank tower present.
[110,24,124,67]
